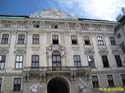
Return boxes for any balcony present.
[23,66,91,74]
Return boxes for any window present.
[73,55,81,67]
[0,55,6,69]
[119,42,125,53]
[80,24,88,30]
[115,55,122,67]
[33,24,40,28]
[107,75,114,87]
[52,35,59,44]
[69,23,76,29]
[17,34,25,44]
[32,55,39,68]
[117,33,121,39]
[52,24,58,29]
[121,74,125,86]
[15,55,23,69]
[71,35,78,44]
[32,34,39,44]
[13,78,21,91]
[92,75,99,88]
[97,36,104,46]
[1,34,9,44]
[101,55,110,68]
[84,36,91,45]
[52,51,61,67]
[0,78,2,91]
[110,37,116,45]
[87,55,95,68]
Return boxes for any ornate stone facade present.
[0,9,124,93]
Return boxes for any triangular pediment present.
[30,8,77,20]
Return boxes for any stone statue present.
[30,83,45,93]
[78,78,87,93]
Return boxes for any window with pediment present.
[52,51,61,67]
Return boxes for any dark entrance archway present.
[47,77,69,93]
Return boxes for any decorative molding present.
[98,49,108,55]
[46,44,65,57]
[112,49,121,55]
[14,49,26,54]
[30,8,77,20]
[84,49,95,55]
[0,48,9,54]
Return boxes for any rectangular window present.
[15,55,23,69]
[110,37,116,45]
[1,34,9,44]
[0,55,6,69]
[0,78,2,91]
[107,75,114,87]
[84,36,91,45]
[121,74,125,86]
[87,55,95,68]
[32,55,39,68]
[119,42,125,53]
[115,55,122,67]
[17,34,25,44]
[92,75,99,88]
[117,33,121,39]
[73,55,81,67]
[32,34,39,44]
[101,55,110,68]
[97,36,104,46]
[52,35,59,44]
[13,78,21,91]
[71,35,78,44]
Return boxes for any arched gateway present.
[47,77,69,93]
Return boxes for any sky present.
[0,0,125,21]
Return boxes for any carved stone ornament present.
[46,44,65,57]
[30,83,45,92]
[30,8,77,20]
[84,49,95,55]
[78,78,87,93]
[14,49,26,54]
[0,48,9,54]
[112,50,121,55]
[98,49,108,55]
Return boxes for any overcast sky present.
[0,0,125,21]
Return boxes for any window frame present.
[121,74,125,86]
[1,34,9,44]
[52,51,61,67]
[97,36,105,46]
[0,55,6,69]
[13,78,21,91]
[17,34,25,44]
[107,75,115,87]
[84,35,91,45]
[71,35,78,45]
[114,55,123,67]
[101,55,110,68]
[52,35,59,45]
[31,55,39,68]
[92,75,99,88]
[87,55,95,68]
[0,78,2,91]
[109,36,116,46]
[15,55,23,69]
[32,34,39,44]
[73,55,81,67]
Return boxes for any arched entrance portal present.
[47,77,69,93]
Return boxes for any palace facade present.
[0,8,124,93]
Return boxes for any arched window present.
[52,51,61,67]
